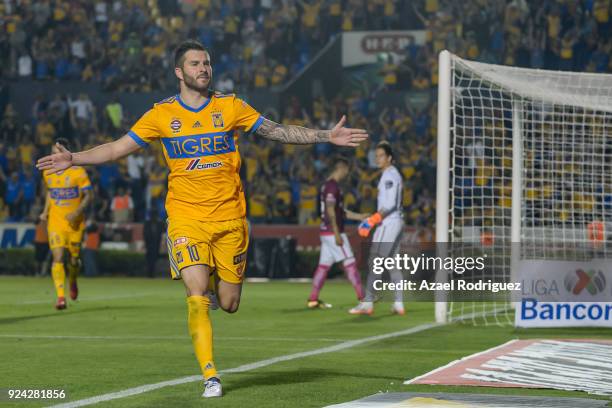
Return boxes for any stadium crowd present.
[0,87,437,227]
[2,0,612,226]
[0,0,418,92]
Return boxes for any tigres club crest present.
[170,118,182,133]
[211,111,224,128]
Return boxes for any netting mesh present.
[445,55,612,325]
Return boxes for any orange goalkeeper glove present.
[358,213,382,237]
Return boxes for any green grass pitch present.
[1,276,611,407]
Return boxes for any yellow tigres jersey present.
[129,93,263,221]
[44,166,92,229]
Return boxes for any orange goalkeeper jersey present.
[128,93,264,221]
[43,166,92,230]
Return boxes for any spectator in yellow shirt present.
[36,117,56,148]
[298,182,318,225]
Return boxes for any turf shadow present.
[278,307,333,314]
[0,305,147,325]
[223,368,396,394]
[276,307,408,323]
[344,313,401,323]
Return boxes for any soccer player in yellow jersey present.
[37,40,368,398]
[40,138,93,310]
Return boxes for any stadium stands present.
[1,0,610,226]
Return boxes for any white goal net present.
[435,50,612,325]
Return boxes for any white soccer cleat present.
[203,377,222,398]
[307,299,332,309]
[391,302,405,316]
[348,301,373,315]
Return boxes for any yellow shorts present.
[48,227,84,258]
[166,217,249,284]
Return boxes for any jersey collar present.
[176,94,211,113]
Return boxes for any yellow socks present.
[51,262,66,298]
[187,296,217,379]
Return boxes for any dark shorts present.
[35,242,49,263]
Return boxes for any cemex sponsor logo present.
[564,269,606,295]
[185,159,223,171]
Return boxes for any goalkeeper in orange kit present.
[350,141,405,316]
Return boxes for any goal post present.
[434,50,451,324]
[510,100,523,305]
[435,50,612,325]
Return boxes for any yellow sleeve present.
[233,97,264,133]
[128,108,160,147]
[78,168,92,192]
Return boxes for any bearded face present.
[182,68,211,92]
[176,50,212,92]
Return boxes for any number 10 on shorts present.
[176,245,200,264]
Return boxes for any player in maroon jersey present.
[307,157,369,309]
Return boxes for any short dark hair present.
[333,156,350,169]
[54,137,71,150]
[376,141,393,159]
[174,40,207,68]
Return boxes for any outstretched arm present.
[36,135,142,174]
[72,135,142,165]
[254,115,368,147]
[345,209,369,221]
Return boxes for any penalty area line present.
[47,321,443,408]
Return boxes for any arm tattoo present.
[254,118,330,144]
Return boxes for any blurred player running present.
[308,157,368,309]
[351,141,405,315]
[40,138,93,310]
[37,40,367,398]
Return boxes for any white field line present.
[47,321,444,408]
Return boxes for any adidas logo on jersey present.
[193,121,202,128]
[185,159,223,171]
